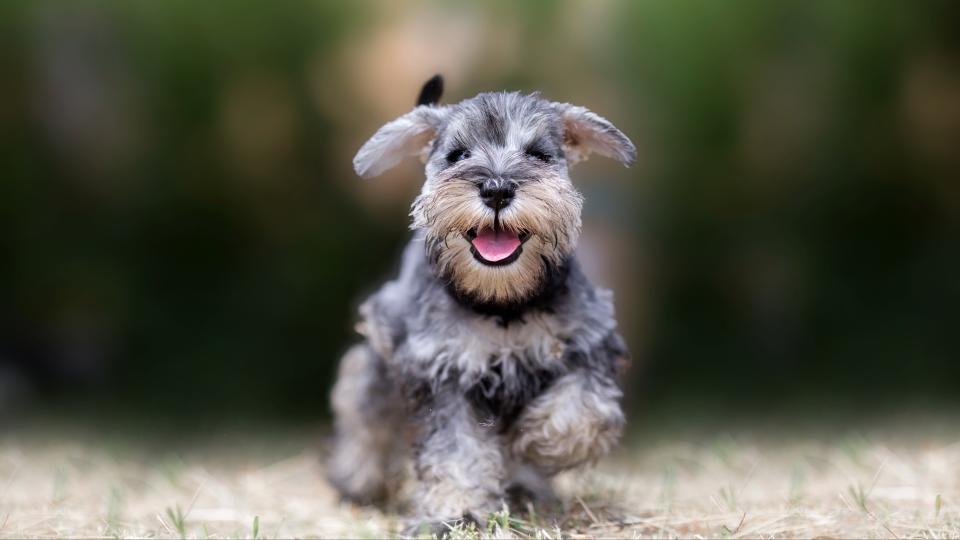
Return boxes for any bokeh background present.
[2,0,959,432]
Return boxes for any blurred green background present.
[2,0,958,429]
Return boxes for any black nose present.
[479,180,516,210]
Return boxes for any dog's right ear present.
[353,76,447,178]
[353,106,447,178]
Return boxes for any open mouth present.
[466,227,530,266]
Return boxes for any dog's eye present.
[525,148,552,162]
[446,148,470,164]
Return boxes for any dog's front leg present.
[511,367,625,473]
[408,389,505,533]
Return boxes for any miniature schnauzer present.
[328,75,636,531]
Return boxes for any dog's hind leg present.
[327,343,403,505]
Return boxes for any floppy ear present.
[556,104,636,166]
[353,106,447,178]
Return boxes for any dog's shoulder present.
[357,235,435,360]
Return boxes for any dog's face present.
[354,82,635,307]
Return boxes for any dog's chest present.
[404,309,571,375]
[449,315,565,428]
[411,313,571,428]
[446,313,568,377]
[465,352,556,430]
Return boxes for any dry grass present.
[2,427,960,539]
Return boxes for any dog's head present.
[354,76,635,308]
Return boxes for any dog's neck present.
[443,255,572,327]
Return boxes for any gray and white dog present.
[328,75,636,530]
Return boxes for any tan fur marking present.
[411,172,582,304]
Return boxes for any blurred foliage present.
[1,1,958,424]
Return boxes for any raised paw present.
[511,374,624,472]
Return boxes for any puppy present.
[328,75,635,531]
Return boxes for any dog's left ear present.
[556,104,636,167]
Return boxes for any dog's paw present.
[402,513,486,539]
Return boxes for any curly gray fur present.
[330,80,635,527]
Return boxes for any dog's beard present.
[412,173,583,306]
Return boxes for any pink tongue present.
[471,228,521,262]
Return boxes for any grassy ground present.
[2,425,959,539]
